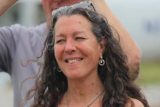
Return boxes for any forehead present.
[55,14,91,29]
[54,14,94,38]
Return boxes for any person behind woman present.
[28,7,149,107]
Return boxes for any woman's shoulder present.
[125,98,144,107]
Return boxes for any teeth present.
[65,58,82,63]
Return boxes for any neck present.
[64,76,104,107]
[64,89,104,107]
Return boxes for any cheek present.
[54,46,63,61]
[88,44,102,60]
[85,41,102,54]
[78,43,101,59]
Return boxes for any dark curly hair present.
[27,7,149,107]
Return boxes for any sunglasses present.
[52,0,96,16]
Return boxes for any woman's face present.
[54,15,103,80]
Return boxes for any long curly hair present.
[28,7,149,107]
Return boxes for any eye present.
[75,37,86,41]
[55,39,65,44]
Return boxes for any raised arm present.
[0,0,17,73]
[92,0,141,81]
[0,0,16,16]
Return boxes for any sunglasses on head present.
[52,0,96,16]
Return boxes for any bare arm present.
[125,98,144,107]
[0,0,17,16]
[92,0,141,81]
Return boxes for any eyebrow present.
[55,34,65,38]
[55,31,85,38]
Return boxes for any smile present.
[65,58,83,63]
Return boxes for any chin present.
[66,73,84,80]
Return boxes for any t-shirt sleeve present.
[0,24,47,74]
[0,25,17,73]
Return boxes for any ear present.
[99,38,107,53]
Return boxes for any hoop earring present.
[58,68,62,72]
[56,66,62,72]
[58,70,62,72]
[99,55,105,66]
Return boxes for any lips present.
[64,58,83,63]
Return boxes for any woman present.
[28,7,149,107]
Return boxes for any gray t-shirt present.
[0,23,48,107]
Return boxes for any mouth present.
[64,58,83,64]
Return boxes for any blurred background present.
[0,0,160,107]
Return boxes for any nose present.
[64,39,76,54]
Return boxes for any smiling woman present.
[54,14,102,80]
[0,0,143,107]
[27,6,149,107]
